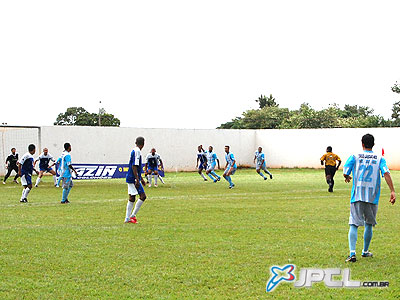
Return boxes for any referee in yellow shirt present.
[320,146,341,192]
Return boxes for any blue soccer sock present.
[62,187,72,202]
[348,225,358,256]
[207,173,216,181]
[224,175,233,186]
[211,171,220,179]
[56,176,62,186]
[363,224,373,253]
[259,172,266,179]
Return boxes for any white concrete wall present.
[256,127,400,170]
[40,126,256,172]
[1,126,400,176]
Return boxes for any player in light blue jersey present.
[17,144,39,203]
[59,143,77,204]
[206,146,221,183]
[343,134,396,263]
[223,145,237,189]
[254,147,273,180]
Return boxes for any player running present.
[196,145,208,181]
[343,134,396,263]
[125,137,147,224]
[3,147,19,184]
[145,148,164,187]
[59,143,77,204]
[17,144,39,203]
[223,145,237,189]
[206,146,221,182]
[34,148,57,187]
[254,147,273,180]
[320,146,341,192]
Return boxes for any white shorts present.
[127,183,146,196]
[21,174,32,186]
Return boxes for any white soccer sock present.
[126,201,134,220]
[154,175,158,185]
[131,199,144,217]
[200,173,207,180]
[53,175,57,184]
[149,175,153,185]
[21,188,25,200]
[23,187,31,199]
[35,177,41,186]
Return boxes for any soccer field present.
[1,169,399,299]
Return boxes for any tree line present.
[218,82,400,129]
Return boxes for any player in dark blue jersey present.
[125,137,147,224]
[17,144,39,203]
[196,145,208,181]
[34,148,57,187]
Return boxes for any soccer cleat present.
[2,181,5,185]
[20,198,28,203]
[148,184,152,187]
[154,184,158,187]
[328,186,333,193]
[35,185,38,188]
[270,175,273,179]
[229,184,235,189]
[217,177,221,181]
[264,177,267,180]
[362,251,373,257]
[65,199,70,204]
[204,178,208,181]
[128,216,138,224]
[345,255,357,263]
[213,180,217,183]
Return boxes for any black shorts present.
[325,165,337,177]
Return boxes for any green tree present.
[54,107,120,127]
[255,94,278,109]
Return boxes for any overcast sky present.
[1,1,399,129]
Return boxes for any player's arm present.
[217,158,220,169]
[68,164,77,176]
[320,154,325,166]
[159,159,164,170]
[253,155,256,163]
[336,160,342,170]
[33,158,39,167]
[17,162,22,176]
[5,155,10,169]
[384,172,396,205]
[196,156,199,167]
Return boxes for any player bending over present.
[320,146,341,192]
[343,134,396,263]
[59,143,77,204]
[17,144,39,203]
[196,145,208,181]
[254,147,273,180]
[223,145,237,189]
[145,148,164,187]
[34,148,57,187]
[125,136,147,224]
[206,146,221,182]
[3,147,19,184]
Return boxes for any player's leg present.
[263,165,273,179]
[330,168,337,191]
[206,168,216,182]
[3,167,13,183]
[48,169,57,185]
[130,185,146,222]
[256,167,266,180]
[223,168,234,188]
[154,170,159,187]
[146,169,152,187]
[56,173,62,187]
[125,191,136,223]
[35,170,44,187]
[20,175,33,202]
[61,178,73,203]
[347,225,358,261]
[210,164,220,181]
[362,203,377,257]
[13,166,20,183]
[198,167,207,181]
[346,202,363,262]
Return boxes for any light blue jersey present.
[206,151,218,167]
[225,152,237,168]
[343,150,389,205]
[255,151,265,167]
[60,151,72,178]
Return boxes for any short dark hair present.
[225,145,230,149]
[136,136,145,146]
[362,134,374,148]
[327,146,332,152]
[64,142,71,150]
[11,147,16,151]
[28,144,35,152]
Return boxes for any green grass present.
[0,169,399,299]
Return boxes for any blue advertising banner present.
[56,163,165,180]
